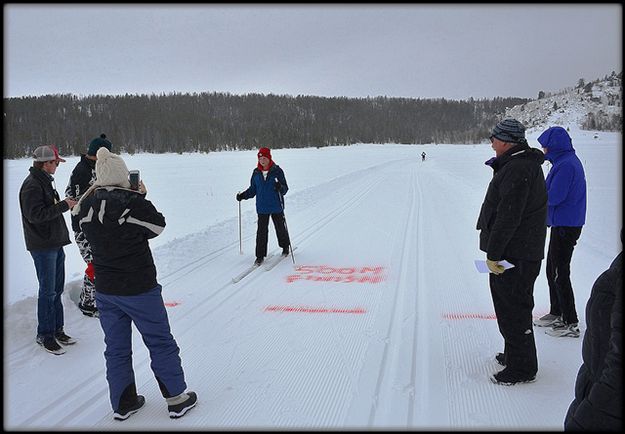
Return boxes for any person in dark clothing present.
[564,232,622,431]
[476,118,548,385]
[236,147,291,265]
[64,133,113,318]
[73,147,197,421]
[421,151,426,162]
[533,126,587,338]
[19,145,77,355]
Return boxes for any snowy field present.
[3,127,622,429]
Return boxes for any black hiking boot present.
[490,368,536,386]
[113,395,145,420]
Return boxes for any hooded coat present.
[564,250,622,430]
[538,127,587,227]
[476,143,548,261]
[74,147,164,296]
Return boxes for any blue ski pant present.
[95,285,187,411]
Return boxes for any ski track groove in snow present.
[367,163,418,427]
[7,138,618,429]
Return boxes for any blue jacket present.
[538,127,586,227]
[241,164,288,214]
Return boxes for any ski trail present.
[367,161,419,427]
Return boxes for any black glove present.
[274,180,282,192]
[236,193,243,201]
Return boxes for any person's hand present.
[236,193,243,201]
[274,180,282,192]
[138,180,147,195]
[486,259,505,275]
[64,197,78,209]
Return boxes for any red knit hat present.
[257,147,271,159]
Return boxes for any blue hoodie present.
[538,126,586,227]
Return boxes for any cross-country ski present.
[263,246,298,271]
[231,254,275,283]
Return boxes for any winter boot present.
[113,395,145,421]
[55,329,77,345]
[36,335,65,355]
[168,391,197,419]
[490,368,536,386]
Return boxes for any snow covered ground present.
[3,126,622,429]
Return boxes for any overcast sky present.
[4,4,622,100]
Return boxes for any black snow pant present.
[546,226,582,325]
[489,258,541,377]
[255,212,290,259]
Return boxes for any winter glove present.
[85,262,95,281]
[274,180,282,192]
[236,193,243,201]
[486,259,505,275]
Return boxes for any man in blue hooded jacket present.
[534,126,587,338]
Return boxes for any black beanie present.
[87,134,113,156]
[490,119,526,144]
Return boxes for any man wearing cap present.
[19,145,78,355]
[476,118,547,385]
[65,133,113,318]
[236,147,291,265]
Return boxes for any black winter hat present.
[87,133,113,156]
[490,119,526,144]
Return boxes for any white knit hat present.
[93,147,131,189]
[71,147,131,215]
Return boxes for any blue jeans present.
[30,247,66,338]
[96,285,187,411]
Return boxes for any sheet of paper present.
[474,259,515,274]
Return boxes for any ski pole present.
[276,180,295,264]
[238,191,243,254]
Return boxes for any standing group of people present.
[19,124,620,429]
[477,119,621,429]
[19,136,197,421]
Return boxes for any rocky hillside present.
[505,72,622,133]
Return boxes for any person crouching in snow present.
[236,146,291,265]
[72,147,197,421]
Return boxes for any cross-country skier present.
[236,147,290,265]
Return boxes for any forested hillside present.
[3,93,527,158]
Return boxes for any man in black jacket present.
[476,118,547,385]
[19,145,77,355]
[564,233,622,431]
[65,133,113,318]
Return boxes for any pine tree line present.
[3,92,529,159]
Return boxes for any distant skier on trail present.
[236,147,291,266]
[421,151,426,162]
